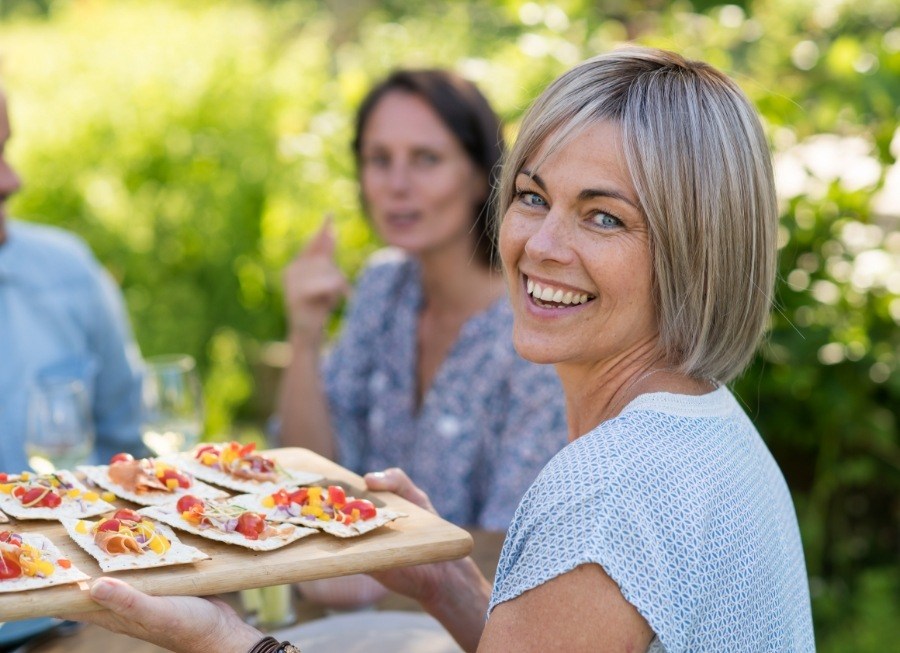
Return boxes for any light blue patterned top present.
[490,386,815,651]
[0,220,144,472]
[322,251,568,529]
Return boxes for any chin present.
[511,331,563,366]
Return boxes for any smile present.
[525,275,595,308]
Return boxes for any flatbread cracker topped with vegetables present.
[79,452,229,506]
[170,442,322,494]
[140,495,317,551]
[234,485,404,538]
[0,530,89,592]
[61,508,209,572]
[0,471,116,520]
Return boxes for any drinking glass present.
[26,379,96,473]
[140,354,204,456]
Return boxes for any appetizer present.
[79,453,229,506]
[234,485,403,538]
[61,508,209,572]
[140,495,317,551]
[171,442,322,494]
[0,471,116,520]
[0,530,89,592]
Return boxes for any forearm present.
[277,332,335,458]
[421,557,492,653]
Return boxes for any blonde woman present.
[78,48,814,652]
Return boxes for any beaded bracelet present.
[247,636,301,653]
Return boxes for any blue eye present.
[516,190,547,207]
[592,211,622,228]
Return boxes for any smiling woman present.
[74,48,814,653]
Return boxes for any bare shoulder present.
[478,563,654,652]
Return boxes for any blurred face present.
[0,93,23,245]
[499,120,658,367]
[359,91,487,258]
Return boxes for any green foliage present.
[1,0,898,647]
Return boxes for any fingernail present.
[366,471,386,480]
[91,579,112,601]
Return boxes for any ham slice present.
[108,460,168,494]
[94,531,142,555]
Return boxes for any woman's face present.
[499,120,658,368]
[359,91,487,258]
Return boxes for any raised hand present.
[283,216,350,344]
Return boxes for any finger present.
[305,214,337,258]
[89,577,166,630]
[364,468,435,513]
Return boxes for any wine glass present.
[140,354,204,456]
[26,378,96,474]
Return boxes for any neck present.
[416,239,504,317]
[555,340,706,440]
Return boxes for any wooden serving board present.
[0,448,473,621]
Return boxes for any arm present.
[478,564,653,652]
[277,219,349,457]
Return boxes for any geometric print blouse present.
[489,387,815,651]
[323,252,568,529]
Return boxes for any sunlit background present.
[1,0,898,648]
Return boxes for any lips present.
[524,275,596,308]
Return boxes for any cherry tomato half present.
[110,452,135,464]
[176,495,204,513]
[160,469,191,489]
[327,485,347,506]
[41,491,62,508]
[341,499,377,520]
[97,519,121,532]
[0,555,22,580]
[235,512,266,540]
[113,509,143,523]
[0,531,22,547]
[288,488,309,506]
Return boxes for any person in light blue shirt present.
[0,87,144,648]
[0,89,144,472]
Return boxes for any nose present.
[386,160,412,194]
[523,208,576,265]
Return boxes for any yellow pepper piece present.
[82,491,99,502]
[165,479,179,490]
[200,452,218,466]
[0,483,13,494]
[67,489,81,499]
[101,492,117,502]
[75,520,89,534]
[20,472,30,481]
[49,478,60,487]
[261,495,275,508]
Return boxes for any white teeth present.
[525,276,594,307]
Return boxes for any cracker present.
[0,533,90,592]
[60,517,209,572]
[139,504,317,551]
[0,471,116,520]
[79,464,230,506]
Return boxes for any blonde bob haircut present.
[497,47,777,384]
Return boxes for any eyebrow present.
[518,169,640,210]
